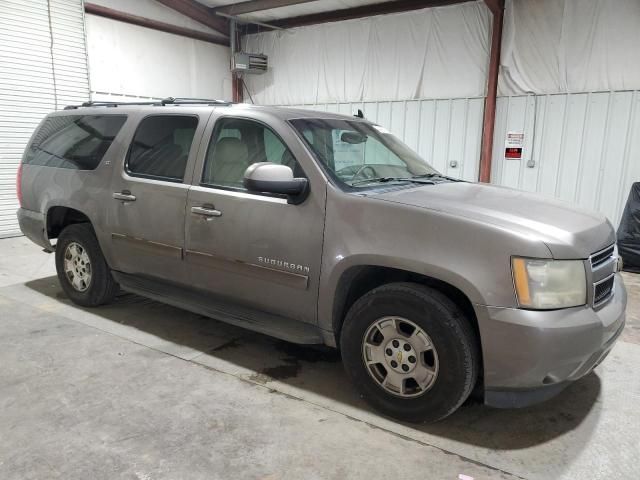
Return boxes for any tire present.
[340,282,479,423]
[55,223,118,307]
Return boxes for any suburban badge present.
[257,256,310,274]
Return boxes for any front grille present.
[589,243,617,307]
[593,274,615,306]
[590,245,615,268]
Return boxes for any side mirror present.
[243,162,309,204]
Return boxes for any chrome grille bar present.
[590,244,615,269]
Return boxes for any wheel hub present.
[384,338,417,374]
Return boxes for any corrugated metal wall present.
[0,0,89,238]
[49,0,91,107]
[491,91,640,226]
[283,98,485,182]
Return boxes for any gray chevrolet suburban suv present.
[17,98,626,422]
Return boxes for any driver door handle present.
[191,205,222,218]
[113,191,136,202]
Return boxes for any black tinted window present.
[202,117,301,189]
[127,115,198,181]
[24,115,127,170]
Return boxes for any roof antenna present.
[354,109,364,118]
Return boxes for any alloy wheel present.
[362,316,439,398]
[63,242,92,292]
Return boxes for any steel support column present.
[230,19,244,102]
[232,75,243,102]
[478,0,504,183]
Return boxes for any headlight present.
[511,257,587,309]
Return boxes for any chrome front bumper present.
[475,274,627,408]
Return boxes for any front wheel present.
[55,223,118,307]
[340,282,479,423]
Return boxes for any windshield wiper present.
[350,172,465,186]
[350,176,436,186]
[411,173,465,182]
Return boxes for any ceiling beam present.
[244,0,469,32]
[85,3,229,46]
[155,0,229,36]
[213,0,318,16]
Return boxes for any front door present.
[185,115,326,325]
[106,112,207,283]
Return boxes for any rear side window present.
[24,115,127,170]
[126,115,198,182]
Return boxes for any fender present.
[317,253,486,337]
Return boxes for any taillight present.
[16,163,23,207]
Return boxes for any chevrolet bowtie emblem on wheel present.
[397,351,403,363]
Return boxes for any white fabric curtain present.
[242,1,492,105]
[499,0,640,95]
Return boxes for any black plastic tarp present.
[617,182,640,272]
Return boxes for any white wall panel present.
[244,1,491,105]
[85,14,231,101]
[492,91,640,226]
[282,98,485,182]
[500,0,640,95]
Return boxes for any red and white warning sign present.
[505,131,524,160]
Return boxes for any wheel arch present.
[46,206,93,240]
[331,264,482,355]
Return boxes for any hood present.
[370,182,615,259]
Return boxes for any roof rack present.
[64,97,232,110]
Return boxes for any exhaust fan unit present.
[232,52,268,74]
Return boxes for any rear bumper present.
[475,274,626,408]
[17,207,53,251]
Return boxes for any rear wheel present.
[55,223,118,307]
[340,282,479,423]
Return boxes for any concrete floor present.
[1,236,639,480]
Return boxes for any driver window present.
[202,118,301,189]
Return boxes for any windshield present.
[289,118,441,188]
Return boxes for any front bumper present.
[475,274,626,408]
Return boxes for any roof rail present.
[64,97,232,110]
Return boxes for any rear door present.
[184,114,326,325]
[105,110,209,283]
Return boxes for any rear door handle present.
[113,191,136,202]
[191,206,222,218]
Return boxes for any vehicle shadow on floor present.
[25,276,601,451]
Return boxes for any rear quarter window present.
[24,115,127,170]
